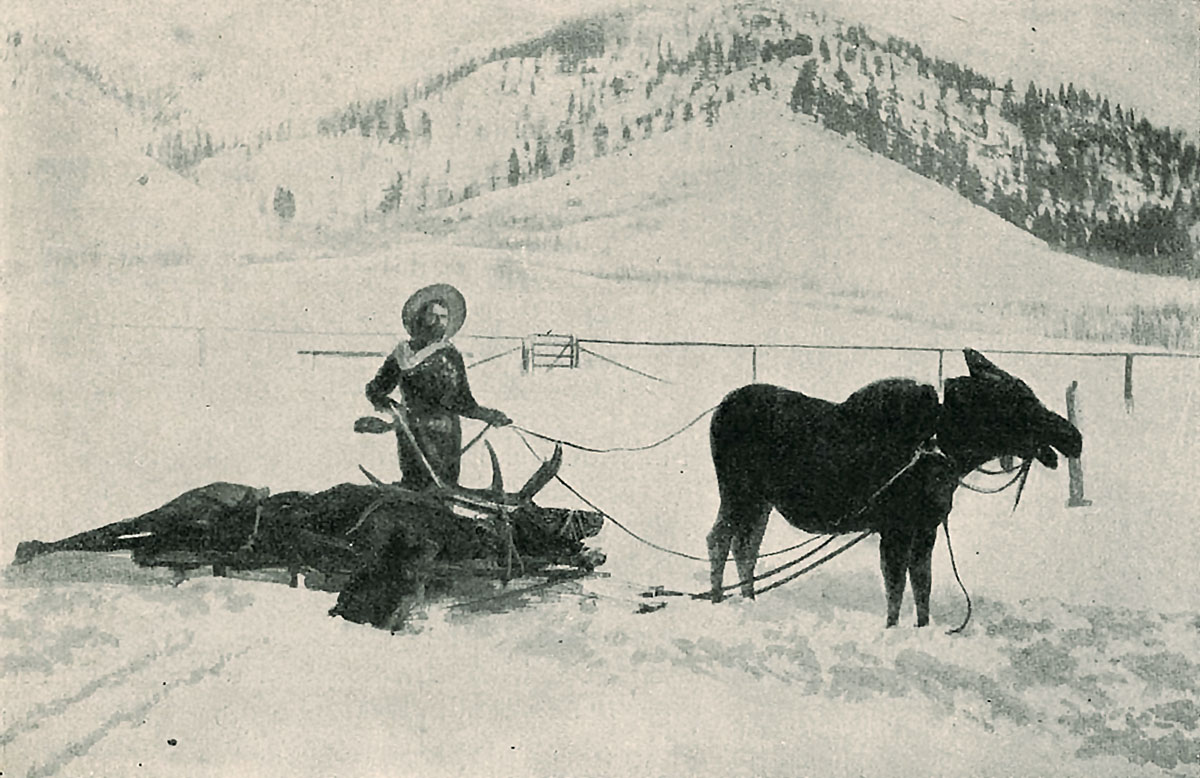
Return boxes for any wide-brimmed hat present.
[402,283,467,337]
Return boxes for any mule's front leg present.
[908,524,939,627]
[879,530,912,628]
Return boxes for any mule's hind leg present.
[706,502,735,603]
[908,523,939,627]
[707,492,767,603]
[730,504,771,599]
[879,529,913,628]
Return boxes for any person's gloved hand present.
[373,397,404,414]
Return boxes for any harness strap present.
[750,531,874,597]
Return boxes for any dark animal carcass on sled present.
[12,434,605,631]
[706,349,1082,628]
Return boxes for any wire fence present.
[17,318,1200,409]
[571,337,1200,411]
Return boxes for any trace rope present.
[511,427,822,562]
[513,405,718,454]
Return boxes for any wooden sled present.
[12,413,605,631]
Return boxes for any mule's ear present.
[964,349,1007,380]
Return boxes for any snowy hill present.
[4,0,1198,280]
[5,35,1198,347]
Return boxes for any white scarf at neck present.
[392,338,450,372]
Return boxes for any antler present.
[517,444,563,502]
[485,441,503,492]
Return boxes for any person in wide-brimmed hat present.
[365,283,511,488]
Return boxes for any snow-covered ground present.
[3,243,1199,777]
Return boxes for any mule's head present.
[940,349,1082,470]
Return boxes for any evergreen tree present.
[790,59,819,115]
[1031,208,1056,242]
[390,110,409,144]
[862,84,887,153]
[593,122,609,156]
[959,163,986,204]
[1000,78,1017,120]
[559,128,575,167]
[535,135,552,177]
[273,187,295,221]
[378,172,405,213]
[1063,205,1086,247]
[1020,81,1044,144]
[934,128,964,187]
[918,143,937,178]
[819,36,831,63]
[1180,142,1198,185]
[507,149,521,186]
[834,64,853,92]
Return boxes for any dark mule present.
[706,349,1082,627]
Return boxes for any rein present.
[958,457,1034,510]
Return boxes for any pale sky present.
[5,0,1197,134]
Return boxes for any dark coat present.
[366,343,481,487]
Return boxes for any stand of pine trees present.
[308,10,1197,277]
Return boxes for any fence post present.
[751,346,758,382]
[1065,380,1091,507]
[1123,354,1134,413]
[936,349,945,396]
